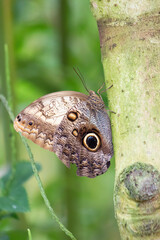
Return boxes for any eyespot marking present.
[83,132,101,152]
[72,129,78,137]
[67,111,78,121]
[28,121,34,126]
[17,115,21,122]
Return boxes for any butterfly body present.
[14,91,113,178]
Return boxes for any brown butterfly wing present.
[14,91,113,178]
[53,101,113,178]
[14,91,88,151]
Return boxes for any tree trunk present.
[90,0,160,239]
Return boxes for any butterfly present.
[14,89,113,178]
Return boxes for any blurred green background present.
[0,0,120,239]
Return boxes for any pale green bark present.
[90,0,160,239]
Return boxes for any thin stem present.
[27,229,32,240]
[0,94,14,121]
[5,44,12,109]
[0,1,12,164]
[4,44,16,165]
[0,93,16,195]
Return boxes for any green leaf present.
[0,235,10,240]
[1,161,41,188]
[0,161,41,213]
[0,185,29,212]
[12,161,41,187]
[0,213,18,221]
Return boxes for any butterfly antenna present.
[73,67,89,93]
[99,84,113,95]
[97,82,105,95]
[106,84,113,90]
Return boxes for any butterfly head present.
[88,90,105,110]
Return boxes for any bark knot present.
[115,163,160,237]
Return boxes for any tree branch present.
[90,0,160,239]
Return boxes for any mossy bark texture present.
[90,1,160,239]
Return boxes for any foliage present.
[0,161,41,214]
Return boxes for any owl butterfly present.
[14,89,113,178]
